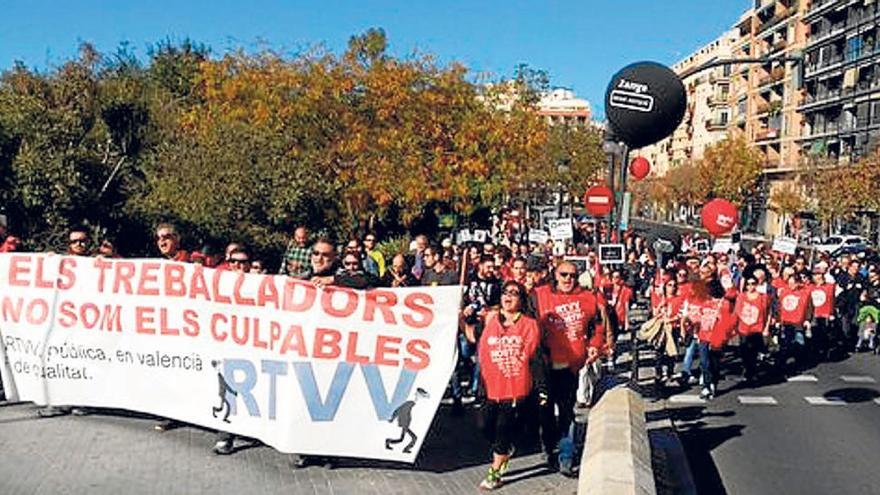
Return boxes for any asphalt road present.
[664,349,880,495]
[632,218,880,494]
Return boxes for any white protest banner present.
[0,254,460,463]
[772,237,798,255]
[528,229,550,245]
[472,229,488,243]
[456,229,472,244]
[547,219,574,241]
[712,237,738,254]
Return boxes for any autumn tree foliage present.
[0,31,580,259]
[659,136,763,210]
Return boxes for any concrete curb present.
[578,386,656,495]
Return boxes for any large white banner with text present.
[0,254,461,462]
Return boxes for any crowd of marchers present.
[2,219,878,491]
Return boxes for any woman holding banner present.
[477,280,545,491]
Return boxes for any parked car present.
[813,235,869,253]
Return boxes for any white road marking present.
[804,396,845,406]
[874,398,880,406]
[841,375,876,384]
[787,374,818,383]
[669,394,706,404]
[738,396,779,405]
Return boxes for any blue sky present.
[0,0,750,119]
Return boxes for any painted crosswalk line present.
[840,375,876,384]
[787,374,818,383]
[738,396,779,405]
[804,396,845,406]
[669,394,706,404]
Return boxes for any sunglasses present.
[69,238,88,245]
[558,272,577,279]
[311,250,333,258]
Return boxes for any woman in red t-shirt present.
[775,273,813,376]
[809,271,836,361]
[477,280,543,491]
[734,276,771,382]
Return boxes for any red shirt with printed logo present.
[734,293,770,335]
[778,286,810,325]
[809,283,835,319]
[478,313,540,401]
[535,285,600,370]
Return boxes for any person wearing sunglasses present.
[734,277,771,384]
[532,261,611,474]
[155,223,190,262]
[651,275,683,383]
[476,281,544,490]
[67,227,91,256]
[334,251,378,290]
[213,248,252,455]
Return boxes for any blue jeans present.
[698,342,719,389]
[778,324,805,374]
[452,333,480,399]
[681,338,698,378]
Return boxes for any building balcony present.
[809,21,847,47]
[709,71,730,83]
[804,0,839,22]
[804,54,845,77]
[755,127,781,142]
[799,87,843,109]
[708,94,729,107]
[706,119,728,131]
[758,8,794,34]
[801,123,841,140]
[770,38,788,53]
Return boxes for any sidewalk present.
[0,401,576,495]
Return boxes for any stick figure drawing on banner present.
[385,387,430,454]
[211,360,237,423]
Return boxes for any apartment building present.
[799,0,880,165]
[537,88,591,125]
[637,31,738,177]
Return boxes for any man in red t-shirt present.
[532,261,610,470]
[155,222,191,263]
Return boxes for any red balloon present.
[701,199,739,237]
[629,156,651,180]
[584,185,615,217]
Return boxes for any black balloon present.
[604,62,687,149]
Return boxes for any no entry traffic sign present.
[584,185,614,217]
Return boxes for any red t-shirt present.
[778,286,810,325]
[771,278,786,291]
[535,285,600,370]
[653,294,684,322]
[685,295,735,347]
[607,283,633,327]
[678,282,692,300]
[809,283,835,319]
[734,293,770,335]
[478,313,540,401]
